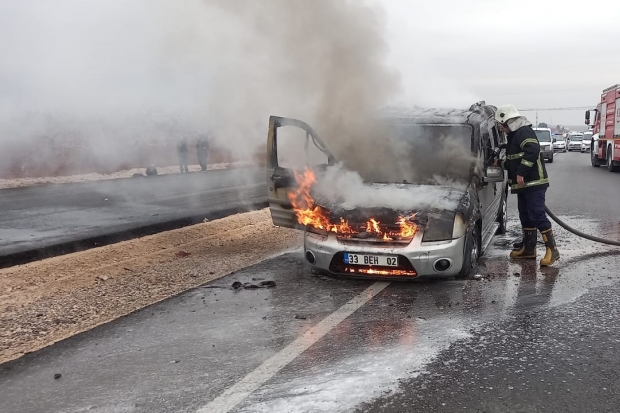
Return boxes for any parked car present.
[567,133,584,151]
[532,128,554,162]
[267,102,508,280]
[553,135,567,152]
[581,132,593,153]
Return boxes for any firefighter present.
[177,139,189,173]
[494,104,560,266]
[196,135,210,171]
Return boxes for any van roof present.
[381,102,496,126]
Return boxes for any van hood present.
[312,183,467,213]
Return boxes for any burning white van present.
[266,102,508,279]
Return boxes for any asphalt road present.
[3,152,620,413]
[0,167,268,267]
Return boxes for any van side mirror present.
[553,138,557,143]
[585,110,590,125]
[484,166,504,183]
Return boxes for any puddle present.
[480,215,620,311]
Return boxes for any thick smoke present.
[0,0,402,178]
[204,0,402,175]
[205,1,479,188]
[0,0,480,207]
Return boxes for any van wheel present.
[548,154,554,163]
[456,223,480,279]
[496,189,507,235]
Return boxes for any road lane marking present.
[197,281,390,413]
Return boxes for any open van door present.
[267,116,335,229]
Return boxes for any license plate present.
[343,253,398,267]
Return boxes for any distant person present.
[145,165,158,176]
[177,139,189,173]
[196,136,210,171]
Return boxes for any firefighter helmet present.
[495,104,521,124]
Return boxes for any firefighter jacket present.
[500,118,549,194]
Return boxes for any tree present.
[537,122,548,128]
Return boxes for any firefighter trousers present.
[517,187,552,232]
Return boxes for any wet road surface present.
[0,167,267,266]
[2,152,620,412]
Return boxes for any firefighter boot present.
[540,228,560,266]
[510,228,537,259]
[512,229,524,251]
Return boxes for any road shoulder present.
[0,209,301,364]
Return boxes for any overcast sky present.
[1,0,618,134]
[383,0,620,126]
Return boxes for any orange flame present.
[367,218,381,234]
[288,169,418,241]
[397,216,417,238]
[343,267,417,277]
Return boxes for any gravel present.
[0,209,301,364]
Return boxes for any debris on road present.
[175,251,191,258]
[96,275,109,281]
[474,274,484,280]
[54,374,62,380]
[294,314,307,320]
[231,280,276,290]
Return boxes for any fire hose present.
[545,207,620,246]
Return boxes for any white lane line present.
[197,281,391,413]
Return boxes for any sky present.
[382,0,620,127]
[1,0,619,152]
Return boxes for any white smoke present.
[0,0,481,209]
[312,163,469,212]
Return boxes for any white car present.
[553,136,567,152]
[581,132,593,153]
[533,128,554,162]
[567,134,583,151]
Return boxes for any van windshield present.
[535,130,551,142]
[379,123,476,185]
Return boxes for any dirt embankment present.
[0,209,301,364]
[0,161,252,189]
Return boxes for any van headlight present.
[421,210,457,242]
[451,212,468,239]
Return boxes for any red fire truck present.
[586,84,620,171]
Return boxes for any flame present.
[367,218,381,234]
[397,216,417,238]
[288,169,418,241]
[343,267,417,277]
